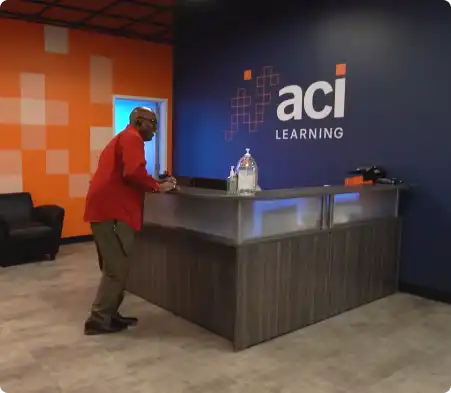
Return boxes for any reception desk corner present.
[126,184,405,350]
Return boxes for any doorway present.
[113,95,168,177]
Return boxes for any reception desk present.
[126,184,405,350]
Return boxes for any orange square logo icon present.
[336,64,346,76]
[244,69,252,80]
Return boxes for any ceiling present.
[0,0,174,44]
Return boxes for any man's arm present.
[119,133,160,192]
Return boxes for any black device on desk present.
[349,166,403,185]
[191,177,227,191]
[349,166,387,182]
[158,171,171,180]
[158,172,227,190]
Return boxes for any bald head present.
[129,106,158,141]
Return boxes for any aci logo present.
[0,386,6,393]
[276,63,346,141]
[0,0,7,6]
[225,64,346,142]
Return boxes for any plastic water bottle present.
[227,166,237,194]
[236,148,258,195]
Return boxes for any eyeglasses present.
[138,116,158,125]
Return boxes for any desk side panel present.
[234,217,401,350]
[127,225,237,341]
[143,194,240,242]
[331,189,398,226]
[238,196,323,242]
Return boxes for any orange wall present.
[0,19,172,238]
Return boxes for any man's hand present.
[159,181,177,193]
[158,176,177,185]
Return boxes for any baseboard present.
[60,235,93,245]
[399,281,451,305]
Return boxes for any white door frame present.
[112,94,169,176]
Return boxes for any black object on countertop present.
[375,178,404,185]
[157,173,226,190]
[158,171,170,180]
[349,166,404,185]
[349,166,387,181]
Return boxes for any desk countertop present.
[148,183,407,201]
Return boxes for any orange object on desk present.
[345,176,373,186]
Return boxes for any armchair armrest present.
[0,214,9,240]
[33,205,65,260]
[33,205,65,229]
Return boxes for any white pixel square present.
[90,151,101,174]
[20,73,46,100]
[0,150,22,175]
[90,126,113,151]
[0,175,23,193]
[46,100,69,126]
[21,98,46,126]
[0,97,20,124]
[21,125,46,150]
[90,56,113,104]
[46,150,69,175]
[44,25,69,54]
[69,174,90,198]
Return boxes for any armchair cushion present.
[9,222,53,239]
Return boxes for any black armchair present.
[0,192,65,267]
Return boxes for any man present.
[83,106,176,335]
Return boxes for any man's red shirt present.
[84,126,160,231]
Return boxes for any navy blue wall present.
[173,0,451,293]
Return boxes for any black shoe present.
[84,317,128,335]
[114,312,138,326]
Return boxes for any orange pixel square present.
[244,69,252,80]
[336,63,346,76]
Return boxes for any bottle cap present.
[229,166,235,176]
[244,148,251,157]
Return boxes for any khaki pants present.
[89,220,135,324]
[94,239,103,271]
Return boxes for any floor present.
[1,244,451,393]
